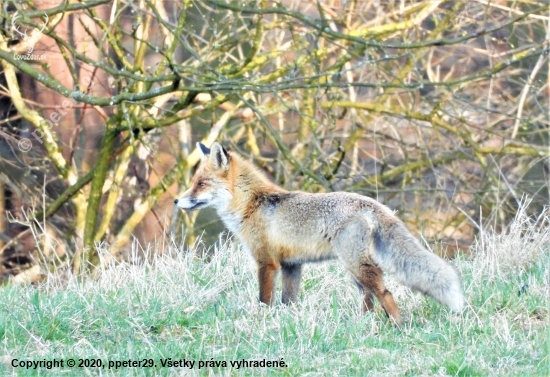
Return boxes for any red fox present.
[175,142,464,324]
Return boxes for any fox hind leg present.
[354,278,375,312]
[281,262,302,304]
[333,221,401,324]
[355,264,402,325]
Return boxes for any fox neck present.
[216,153,284,233]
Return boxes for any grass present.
[0,205,548,376]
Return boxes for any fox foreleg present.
[258,263,279,305]
[281,262,302,304]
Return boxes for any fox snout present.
[175,195,207,211]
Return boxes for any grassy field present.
[1,206,548,376]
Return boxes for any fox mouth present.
[175,199,208,211]
[185,201,207,211]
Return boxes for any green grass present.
[1,208,548,376]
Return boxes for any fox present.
[175,142,464,324]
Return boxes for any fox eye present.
[197,181,206,188]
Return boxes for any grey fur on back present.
[371,220,465,312]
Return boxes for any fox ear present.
[197,142,210,161]
[210,142,230,170]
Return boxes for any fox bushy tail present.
[372,221,465,312]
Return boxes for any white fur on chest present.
[217,210,243,234]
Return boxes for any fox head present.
[174,142,233,211]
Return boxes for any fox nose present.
[174,199,178,204]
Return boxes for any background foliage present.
[0,0,548,277]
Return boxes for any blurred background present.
[0,0,548,280]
